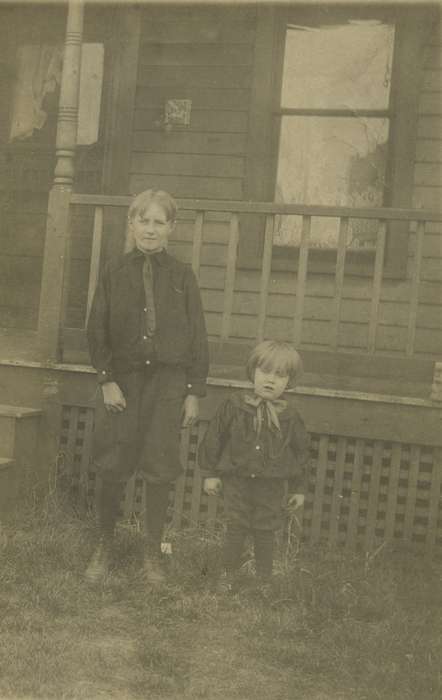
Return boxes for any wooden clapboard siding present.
[130,174,243,200]
[409,18,442,356]
[51,7,442,366]
[129,6,256,200]
[132,131,248,156]
[133,109,248,134]
[136,87,250,111]
[131,152,245,177]
[139,43,254,67]
[414,21,442,214]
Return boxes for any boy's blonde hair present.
[125,188,177,252]
[128,188,177,223]
[246,340,303,387]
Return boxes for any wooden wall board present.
[200,288,437,331]
[139,22,255,46]
[419,92,442,116]
[408,231,442,258]
[131,152,244,178]
[0,307,38,330]
[416,140,442,163]
[129,174,243,200]
[414,162,442,185]
[423,69,442,92]
[132,131,248,155]
[417,115,442,139]
[135,87,251,111]
[136,65,253,89]
[133,110,248,134]
[139,43,254,67]
[197,264,442,306]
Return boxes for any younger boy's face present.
[254,366,290,400]
[130,202,175,254]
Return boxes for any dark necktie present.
[142,255,156,337]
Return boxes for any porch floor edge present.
[0,358,439,409]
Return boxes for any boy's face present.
[129,202,175,254]
[254,366,290,400]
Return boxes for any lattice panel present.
[58,406,442,554]
[58,405,96,510]
[303,434,442,554]
[58,406,218,529]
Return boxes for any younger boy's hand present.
[287,493,305,510]
[102,382,126,413]
[203,478,222,496]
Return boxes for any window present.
[241,5,434,275]
[9,43,104,146]
[274,19,394,250]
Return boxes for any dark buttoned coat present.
[87,248,209,484]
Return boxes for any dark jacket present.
[87,248,209,396]
[198,391,310,491]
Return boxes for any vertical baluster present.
[330,217,348,349]
[85,206,103,325]
[367,220,386,353]
[257,214,274,342]
[406,220,425,356]
[293,215,311,347]
[220,213,239,340]
[191,211,204,280]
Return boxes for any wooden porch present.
[1,189,441,556]
[0,1,441,555]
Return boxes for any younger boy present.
[199,340,309,589]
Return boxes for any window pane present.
[274,116,389,249]
[281,21,394,110]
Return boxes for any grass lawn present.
[0,494,441,700]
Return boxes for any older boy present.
[86,189,209,585]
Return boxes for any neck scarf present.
[244,393,287,436]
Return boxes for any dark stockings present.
[98,480,124,540]
[224,527,247,574]
[98,480,170,557]
[253,529,274,579]
[144,481,171,557]
[224,527,275,579]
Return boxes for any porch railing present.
[69,193,442,360]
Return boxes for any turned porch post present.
[37,0,84,362]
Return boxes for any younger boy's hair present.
[128,188,178,223]
[246,340,302,387]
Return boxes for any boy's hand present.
[182,394,199,427]
[203,478,222,496]
[287,493,305,510]
[102,382,126,413]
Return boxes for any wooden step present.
[0,404,42,460]
[0,405,42,419]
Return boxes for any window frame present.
[239,4,436,278]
